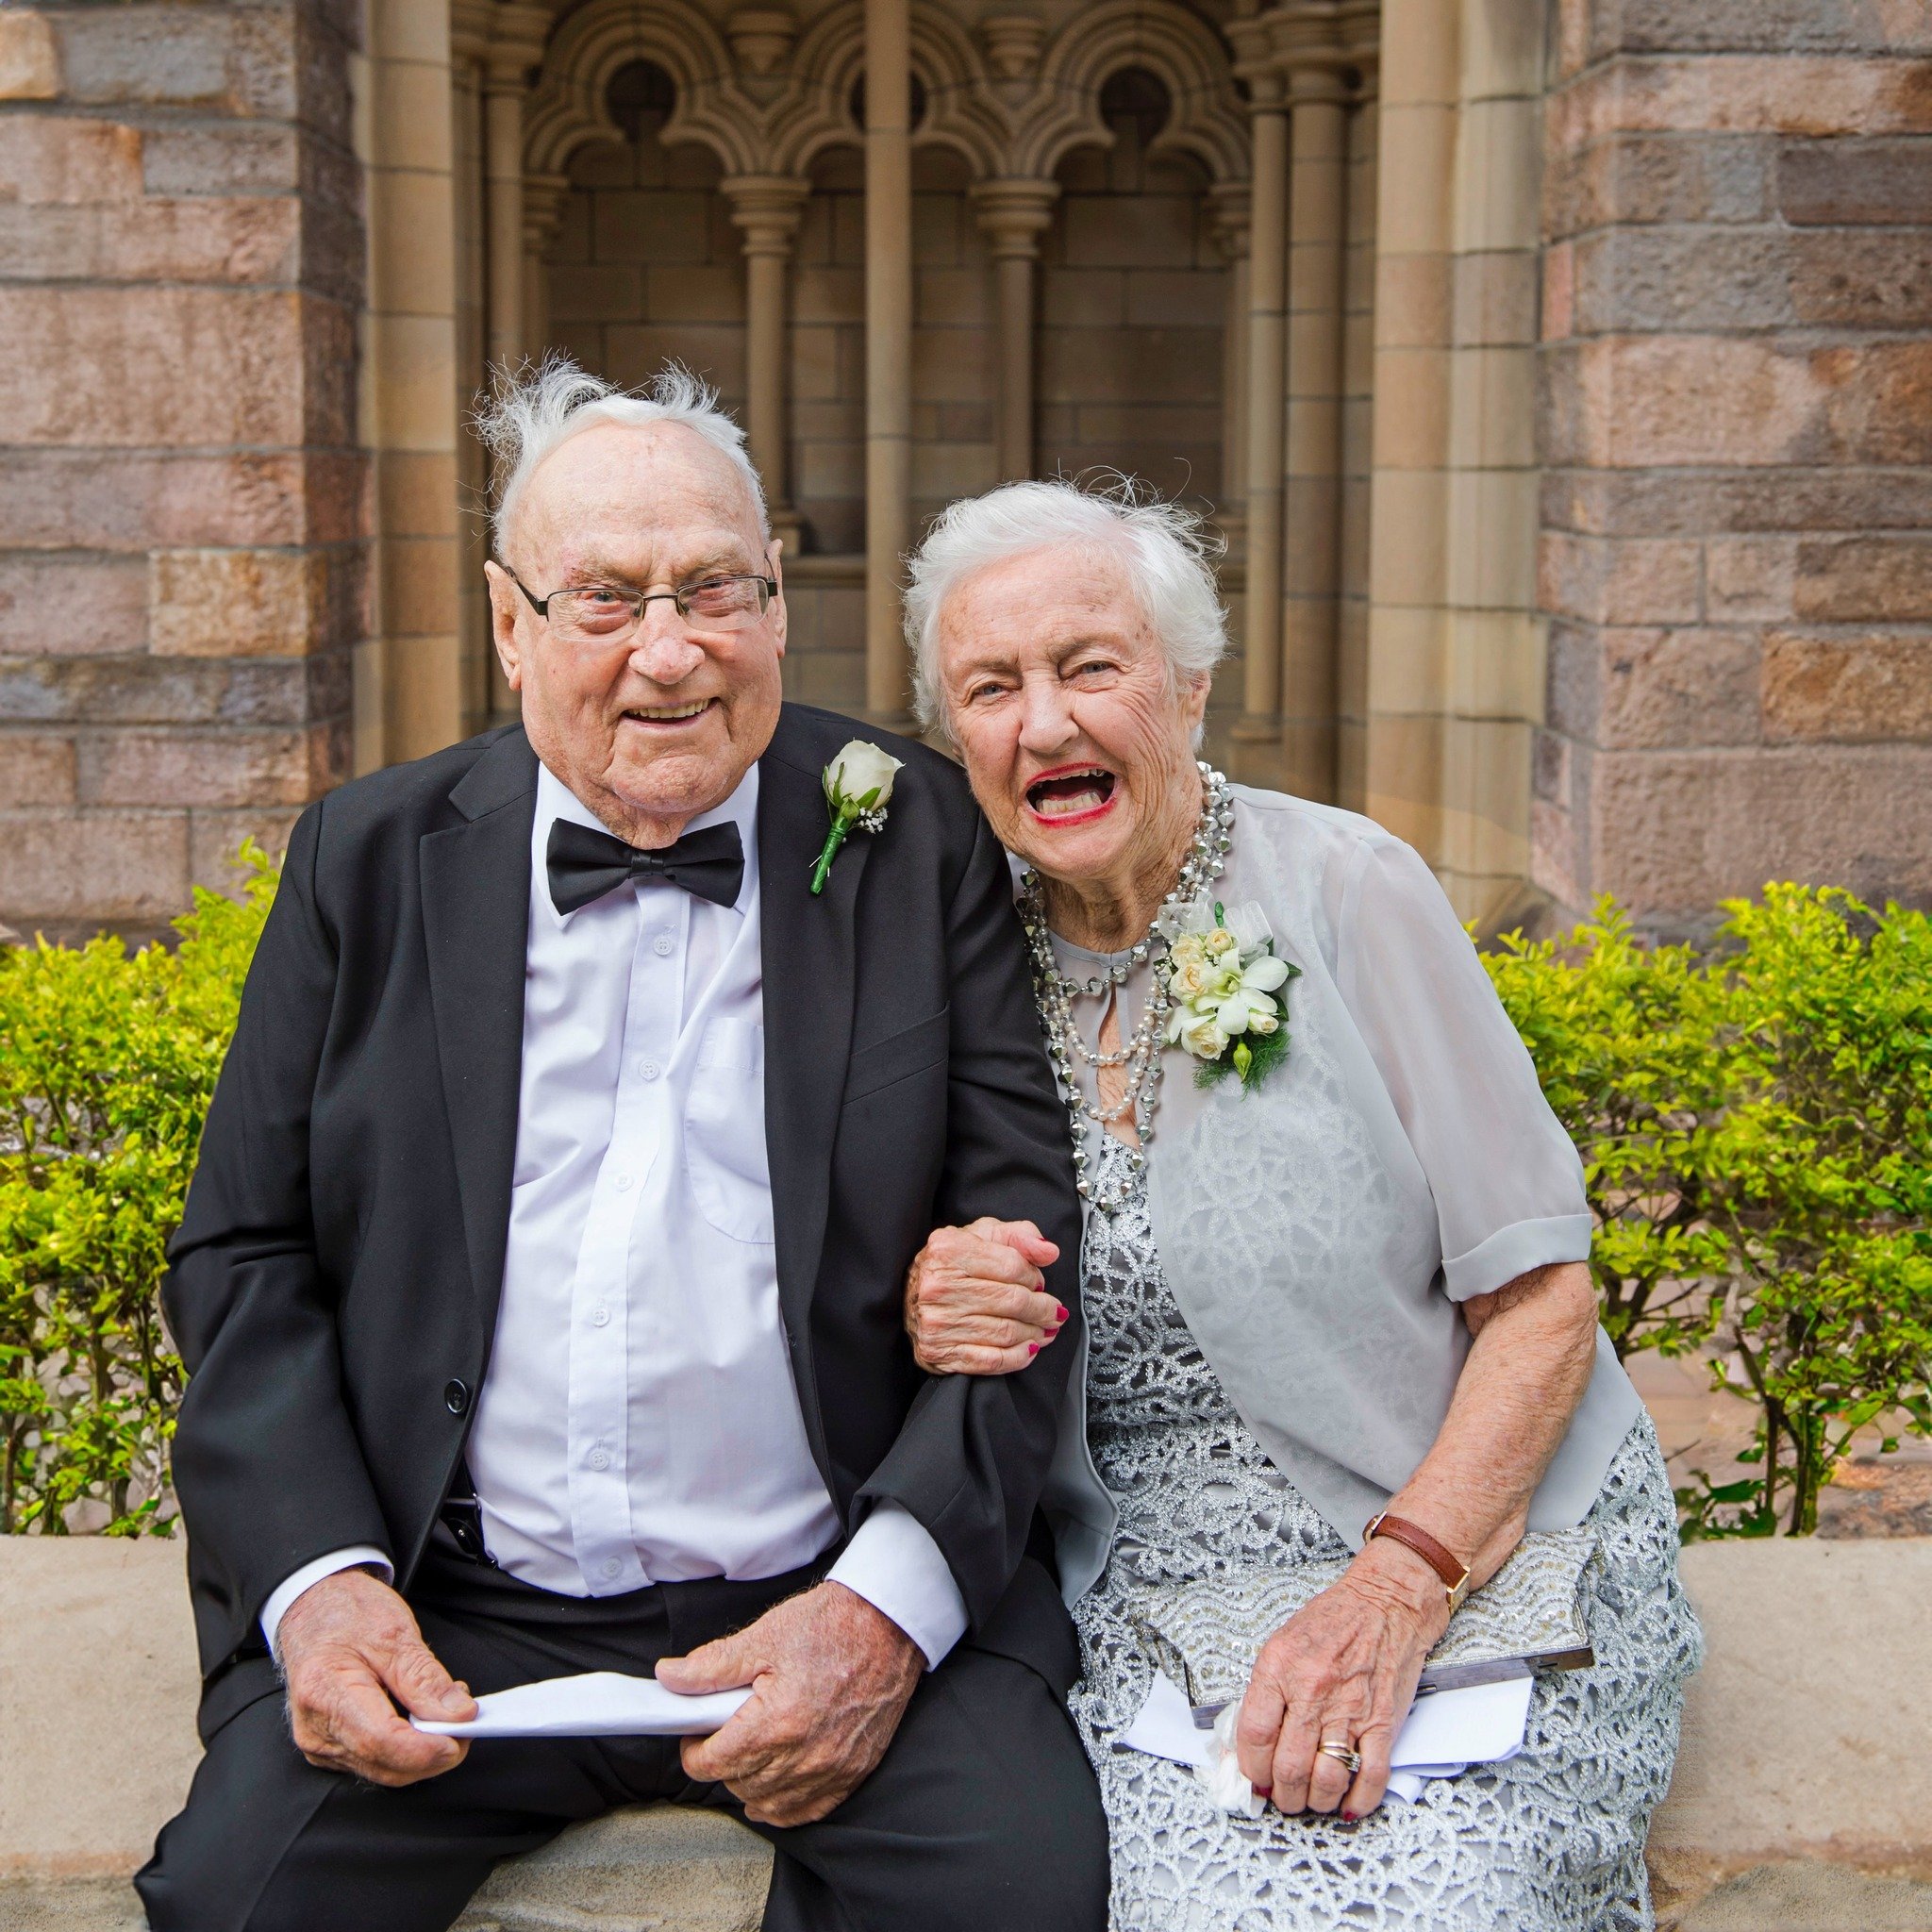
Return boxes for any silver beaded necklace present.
[1019,763,1235,1209]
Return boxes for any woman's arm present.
[1231,1259,1599,1818]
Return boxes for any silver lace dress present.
[1066,1135,1705,1932]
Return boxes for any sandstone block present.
[148,548,325,658]
[641,263,749,326]
[1543,465,1932,541]
[605,325,744,404]
[0,730,75,807]
[593,191,711,267]
[1570,226,1795,335]
[52,7,296,117]
[0,194,302,285]
[189,805,305,888]
[138,121,301,198]
[1549,622,1762,750]
[1790,229,1932,329]
[1599,0,1932,56]
[1763,632,1932,743]
[1705,537,1796,623]
[791,265,864,325]
[1777,135,1932,225]
[1540,532,1704,625]
[0,555,147,658]
[1124,269,1227,328]
[1553,56,1932,145]
[0,287,308,447]
[1585,742,1932,916]
[1452,251,1539,349]
[1060,192,1198,272]
[79,725,322,808]
[0,806,189,923]
[0,116,142,206]
[0,10,58,99]
[909,326,991,404]
[545,263,643,325]
[1794,536,1932,622]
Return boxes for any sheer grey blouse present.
[1037,785,1642,1603]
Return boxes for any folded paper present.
[412,1672,752,1740]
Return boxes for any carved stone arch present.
[1011,0,1248,185]
[766,2,1008,182]
[523,0,766,181]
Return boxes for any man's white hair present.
[903,477,1229,741]
[475,356,769,555]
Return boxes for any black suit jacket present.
[164,707,1083,1740]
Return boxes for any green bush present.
[1486,886,1932,1539]
[0,846,276,1535]
[3,850,1926,1544]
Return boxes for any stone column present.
[450,2,494,730]
[723,175,811,556]
[1336,5,1378,811]
[1278,15,1352,801]
[522,173,569,372]
[864,0,914,724]
[481,6,548,375]
[1227,31,1289,750]
[1207,183,1251,559]
[971,180,1059,483]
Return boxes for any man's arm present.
[164,800,398,1665]
[846,804,1083,1623]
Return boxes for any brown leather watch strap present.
[1363,1511,1472,1608]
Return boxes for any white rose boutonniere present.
[1160,897,1298,1092]
[811,740,904,894]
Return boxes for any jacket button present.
[444,1379,471,1417]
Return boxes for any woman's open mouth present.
[1024,766,1118,824]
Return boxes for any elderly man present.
[135,360,1108,1932]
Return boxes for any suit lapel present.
[420,729,539,1333]
[758,720,871,1462]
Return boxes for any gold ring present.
[1316,1740,1363,1776]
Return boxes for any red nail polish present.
[1057,1306,1069,1322]
[1341,1811,1359,1824]
[1252,1784,1271,1799]
[1028,1342,1040,1355]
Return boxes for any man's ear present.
[484,560,525,691]
[767,539,789,661]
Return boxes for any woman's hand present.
[904,1219,1066,1374]
[1233,1539,1451,1819]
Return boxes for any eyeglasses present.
[502,566,779,647]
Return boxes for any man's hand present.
[656,1580,924,1826]
[904,1218,1064,1375]
[275,1567,478,1787]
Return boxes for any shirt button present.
[613,1172,634,1192]
[602,1557,622,1579]
[638,1060,660,1082]
[591,1305,611,1327]
[587,1446,611,1471]
[653,934,675,957]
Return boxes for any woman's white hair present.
[903,477,1229,741]
[475,355,768,555]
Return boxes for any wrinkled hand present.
[656,1581,924,1826]
[276,1567,478,1787]
[1233,1541,1449,1819]
[904,1218,1065,1375]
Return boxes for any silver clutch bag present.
[1127,1527,1599,1710]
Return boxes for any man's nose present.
[626,604,704,685]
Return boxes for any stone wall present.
[0,1,363,947]
[1536,0,1932,936]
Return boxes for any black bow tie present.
[546,817,745,916]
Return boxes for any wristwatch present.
[1362,1510,1472,1612]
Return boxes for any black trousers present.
[134,1533,1108,1932]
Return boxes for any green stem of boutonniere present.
[809,812,857,895]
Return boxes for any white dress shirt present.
[262,760,968,1667]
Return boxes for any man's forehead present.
[513,419,761,554]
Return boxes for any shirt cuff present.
[825,1502,969,1670]
[260,1545,393,1659]
[1441,1213,1594,1302]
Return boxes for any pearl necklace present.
[1020,763,1235,1208]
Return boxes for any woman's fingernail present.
[1252,1784,1271,1799]
[1341,1811,1359,1824]
[1056,1306,1069,1322]
[1028,1342,1040,1355]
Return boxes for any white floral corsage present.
[811,740,903,894]
[1160,898,1298,1092]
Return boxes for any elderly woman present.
[897,480,1700,1931]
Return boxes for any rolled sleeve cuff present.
[826,1501,969,1670]
[1441,1213,1593,1303]
[260,1545,393,1660]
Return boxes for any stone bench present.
[4,1538,1930,1932]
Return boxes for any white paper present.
[412,1671,752,1740]
[1120,1669,1533,1813]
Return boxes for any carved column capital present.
[523,172,571,254]
[969,178,1060,261]
[721,174,811,257]
[482,0,551,92]
[1207,181,1252,263]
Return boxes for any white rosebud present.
[1204,927,1238,958]
[1246,1008,1279,1036]
[826,740,904,811]
[1179,1013,1229,1059]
